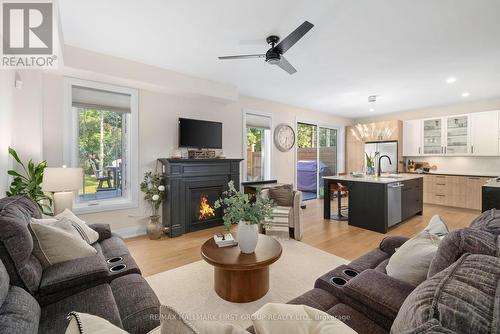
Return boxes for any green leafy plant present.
[214,181,274,232]
[140,171,165,216]
[365,152,379,169]
[6,147,53,215]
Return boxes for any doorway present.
[296,122,338,200]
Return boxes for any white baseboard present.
[114,225,147,239]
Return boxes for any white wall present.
[0,71,15,197]
[38,46,352,237]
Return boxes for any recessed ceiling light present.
[461,92,470,97]
[446,77,457,84]
[369,108,375,112]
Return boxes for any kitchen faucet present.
[377,155,392,177]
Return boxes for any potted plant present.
[6,147,53,215]
[140,171,165,240]
[214,181,274,254]
[365,152,379,176]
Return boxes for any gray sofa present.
[279,209,500,334]
[0,196,160,333]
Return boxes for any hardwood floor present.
[125,199,480,277]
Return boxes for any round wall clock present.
[274,123,296,152]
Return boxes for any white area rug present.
[146,237,348,328]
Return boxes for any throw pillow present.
[29,219,98,268]
[252,303,357,334]
[56,209,99,244]
[65,312,127,334]
[269,185,294,207]
[386,231,441,286]
[424,215,449,238]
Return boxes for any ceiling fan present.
[218,21,314,75]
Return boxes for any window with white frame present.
[64,78,138,213]
[244,112,272,181]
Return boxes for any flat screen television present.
[178,118,223,149]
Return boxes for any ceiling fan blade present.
[218,54,265,60]
[277,56,297,74]
[274,21,314,54]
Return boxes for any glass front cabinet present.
[423,118,443,155]
[445,115,470,155]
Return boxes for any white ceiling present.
[58,0,500,118]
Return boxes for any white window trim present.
[242,109,273,182]
[294,118,345,198]
[63,77,139,214]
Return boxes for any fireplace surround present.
[158,158,242,237]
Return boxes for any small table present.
[201,234,282,303]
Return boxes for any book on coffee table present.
[213,233,238,247]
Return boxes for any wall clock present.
[274,123,295,152]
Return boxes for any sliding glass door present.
[296,123,338,200]
[244,113,272,182]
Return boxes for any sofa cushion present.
[0,260,9,305]
[469,208,500,234]
[110,274,160,334]
[391,253,500,333]
[0,196,43,293]
[99,236,130,258]
[386,231,440,286]
[348,248,391,272]
[29,218,98,268]
[40,284,123,334]
[0,285,40,334]
[428,227,499,278]
[38,254,109,301]
[327,304,387,334]
[287,288,340,312]
[88,223,112,243]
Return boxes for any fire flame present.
[199,194,215,220]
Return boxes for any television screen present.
[179,118,223,149]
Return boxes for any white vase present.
[236,221,258,254]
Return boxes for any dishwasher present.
[387,182,403,227]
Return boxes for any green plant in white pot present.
[214,181,274,254]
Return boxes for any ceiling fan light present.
[267,58,280,65]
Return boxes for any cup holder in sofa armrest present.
[330,277,347,286]
[109,264,127,273]
[343,269,358,278]
[106,257,124,264]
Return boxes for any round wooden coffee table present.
[201,234,282,303]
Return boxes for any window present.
[244,112,271,181]
[64,78,138,213]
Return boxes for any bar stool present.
[330,183,348,221]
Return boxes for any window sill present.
[73,198,138,214]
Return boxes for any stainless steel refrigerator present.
[364,141,398,173]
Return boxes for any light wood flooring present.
[125,199,480,277]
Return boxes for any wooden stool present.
[330,183,348,221]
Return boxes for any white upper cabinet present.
[445,115,470,155]
[470,110,499,156]
[402,120,422,156]
[402,110,499,157]
[423,118,444,155]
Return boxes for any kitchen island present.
[324,174,424,233]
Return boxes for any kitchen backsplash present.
[405,156,500,176]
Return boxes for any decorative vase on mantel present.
[236,221,259,254]
[147,215,163,240]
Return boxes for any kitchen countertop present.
[323,174,423,184]
[406,171,497,178]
